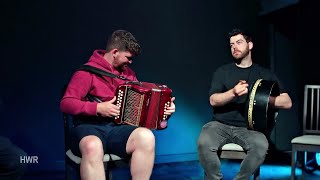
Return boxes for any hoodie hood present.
[85,49,136,77]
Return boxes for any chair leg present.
[302,152,305,180]
[105,161,113,180]
[291,150,296,180]
[108,170,113,180]
[253,166,260,180]
[65,163,71,180]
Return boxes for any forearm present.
[60,96,98,115]
[269,93,292,109]
[209,89,236,106]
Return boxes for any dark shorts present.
[71,122,137,159]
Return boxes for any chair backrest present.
[61,85,74,152]
[63,112,74,151]
[303,85,320,135]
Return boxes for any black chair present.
[63,112,129,180]
[62,86,128,180]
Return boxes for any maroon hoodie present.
[60,50,137,116]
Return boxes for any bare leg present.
[79,135,105,180]
[126,128,155,180]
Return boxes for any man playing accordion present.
[61,30,175,180]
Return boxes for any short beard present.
[116,64,127,72]
[233,56,243,64]
[233,48,249,64]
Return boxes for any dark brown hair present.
[106,30,141,56]
[228,28,252,42]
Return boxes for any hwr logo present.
[20,156,38,163]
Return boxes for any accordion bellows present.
[114,81,172,130]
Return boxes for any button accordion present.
[245,79,280,134]
[114,81,172,130]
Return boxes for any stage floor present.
[23,159,320,180]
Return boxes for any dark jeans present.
[197,121,268,180]
[0,136,27,180]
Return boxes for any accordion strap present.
[77,64,130,104]
[78,64,130,81]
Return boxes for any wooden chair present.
[291,85,320,180]
[219,143,260,180]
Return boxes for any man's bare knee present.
[127,128,155,152]
[79,135,104,158]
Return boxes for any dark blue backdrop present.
[1,0,318,172]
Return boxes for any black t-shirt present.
[209,63,287,127]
